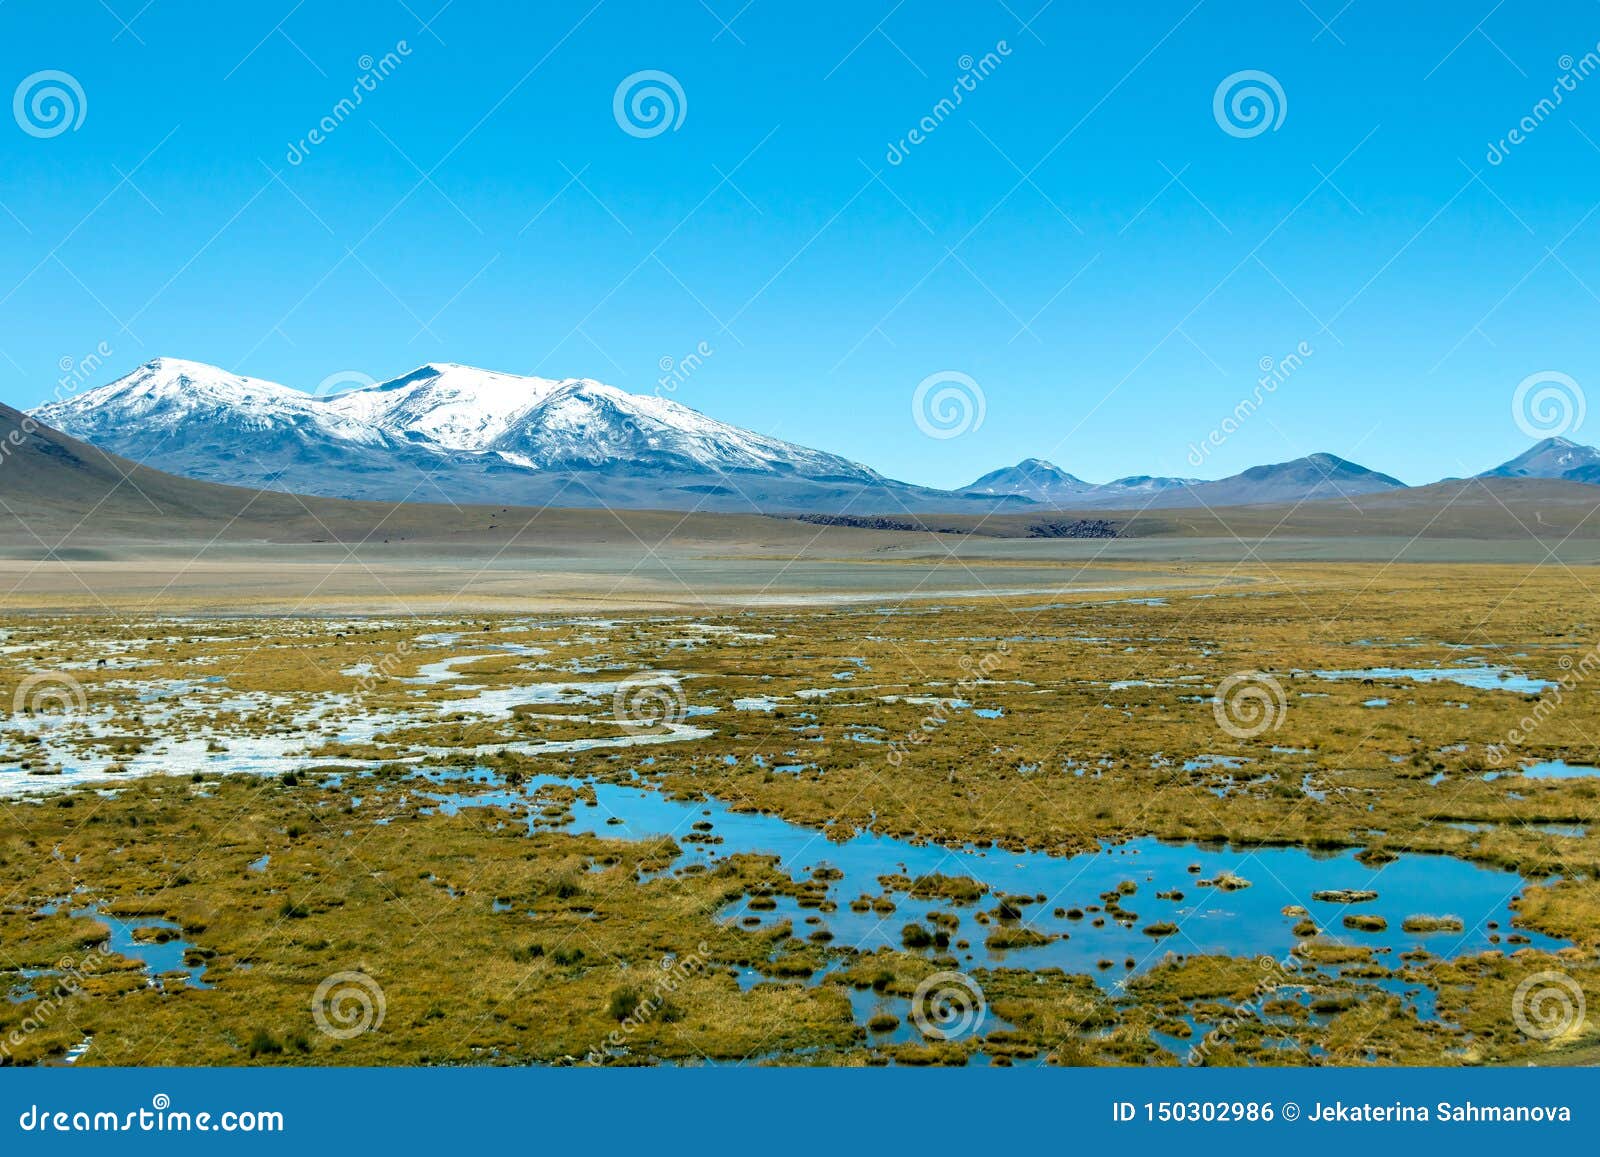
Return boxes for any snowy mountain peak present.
[315,361,875,479]
[34,357,884,499]
[142,354,233,378]
[323,363,568,449]
[38,358,338,448]
[1481,436,1600,481]
[33,357,407,480]
[78,356,311,409]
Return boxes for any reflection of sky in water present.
[421,768,1566,1021]
[1312,665,1554,694]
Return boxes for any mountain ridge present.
[963,451,1406,509]
[32,358,989,515]
[28,357,1600,514]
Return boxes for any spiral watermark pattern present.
[613,70,687,139]
[910,970,986,1041]
[313,370,378,398]
[311,970,386,1040]
[1212,70,1286,138]
[1212,671,1287,739]
[612,672,688,726]
[10,672,86,717]
[1512,970,1585,1041]
[912,371,985,439]
[1512,370,1585,439]
[13,70,86,138]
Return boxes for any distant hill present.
[1159,452,1406,507]
[962,458,1094,502]
[963,452,1402,509]
[942,476,1600,541]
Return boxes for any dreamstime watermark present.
[286,42,413,165]
[613,70,686,138]
[1511,370,1585,439]
[1186,954,1304,1064]
[1212,70,1286,138]
[16,1095,283,1134]
[1511,970,1586,1041]
[311,970,386,1040]
[885,42,1012,165]
[911,370,985,440]
[910,970,986,1040]
[3,344,112,470]
[655,341,714,397]
[887,642,1010,766]
[612,672,688,727]
[584,944,710,1062]
[53,342,114,403]
[0,942,115,1064]
[313,370,379,398]
[1187,341,1313,468]
[349,638,413,701]
[1486,640,1600,765]
[9,672,86,719]
[1487,48,1600,165]
[3,342,114,472]
[1212,671,1287,739]
[566,342,716,465]
[13,70,86,138]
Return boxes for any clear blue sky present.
[2,0,1598,488]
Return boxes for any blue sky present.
[2,0,1599,489]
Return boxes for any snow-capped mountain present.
[323,363,556,450]
[324,363,879,480]
[32,358,961,513]
[1480,436,1600,483]
[37,357,385,448]
[31,358,444,493]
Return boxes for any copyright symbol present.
[1281,1102,1300,1121]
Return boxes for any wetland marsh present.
[2,562,1597,1066]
